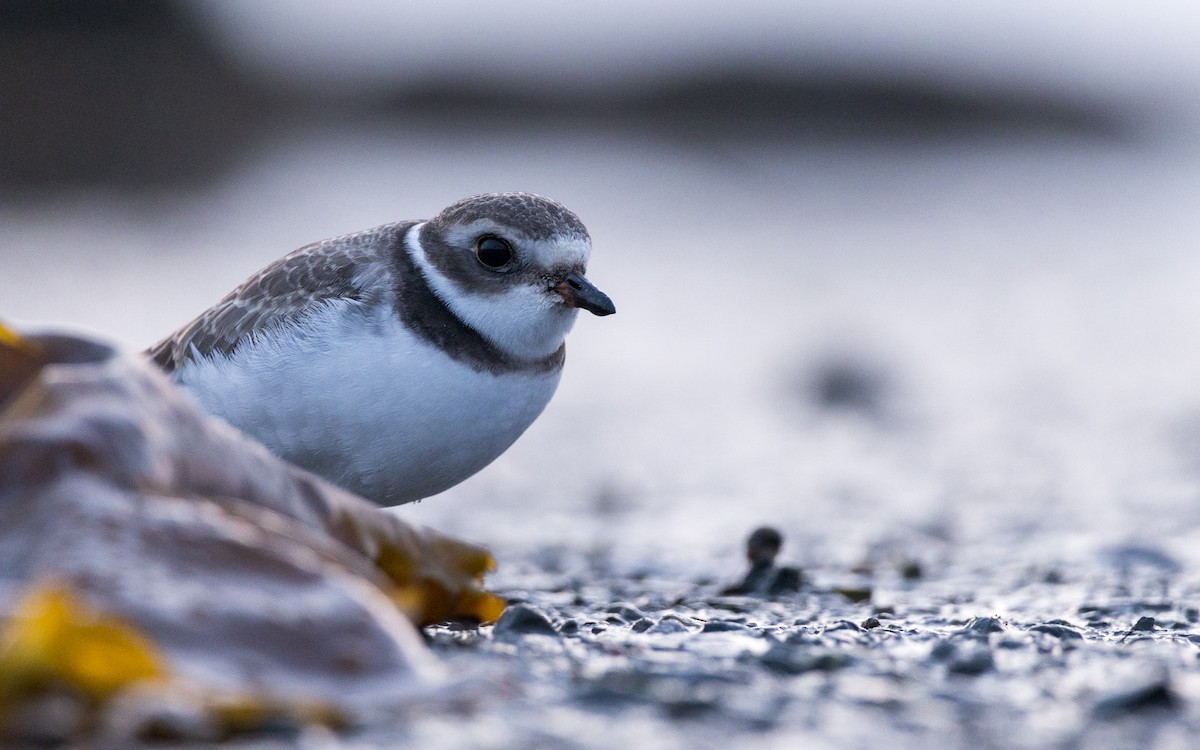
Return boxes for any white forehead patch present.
[526,235,591,270]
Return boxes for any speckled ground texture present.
[7,111,1200,748]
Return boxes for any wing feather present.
[147,224,407,373]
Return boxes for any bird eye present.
[475,236,514,269]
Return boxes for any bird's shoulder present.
[147,223,411,373]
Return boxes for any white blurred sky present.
[192,0,1200,109]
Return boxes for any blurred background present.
[5,0,1200,578]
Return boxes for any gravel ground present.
[6,116,1200,748]
[399,541,1200,750]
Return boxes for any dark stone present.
[648,615,696,635]
[492,604,559,639]
[1131,616,1156,632]
[722,527,805,597]
[1028,623,1084,640]
[607,602,646,621]
[702,620,750,633]
[962,616,1005,635]
[631,617,654,633]
[824,620,863,634]
[760,643,853,675]
[861,617,882,629]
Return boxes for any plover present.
[147,193,614,506]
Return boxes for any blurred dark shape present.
[929,634,995,675]
[721,525,804,596]
[898,558,923,580]
[832,586,872,603]
[590,481,637,516]
[748,526,782,565]
[1101,544,1182,578]
[637,72,1134,142]
[0,325,504,739]
[805,355,893,417]
[0,0,260,193]
[760,641,853,676]
[1093,669,1178,716]
[388,71,1133,144]
[0,1,1136,194]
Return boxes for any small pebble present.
[492,604,559,639]
[1131,616,1156,632]
[607,602,646,621]
[648,615,696,635]
[963,616,1005,635]
[701,620,751,633]
[1028,623,1084,641]
[824,620,863,634]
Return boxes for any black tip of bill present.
[559,272,616,316]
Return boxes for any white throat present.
[406,223,579,361]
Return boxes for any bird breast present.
[175,300,563,504]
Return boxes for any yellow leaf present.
[0,584,167,701]
[327,507,506,626]
[0,323,24,349]
[0,322,45,411]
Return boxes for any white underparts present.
[176,299,563,504]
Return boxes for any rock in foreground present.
[0,326,503,741]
